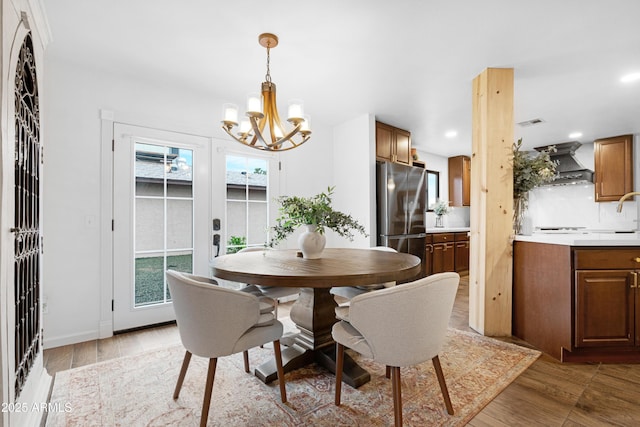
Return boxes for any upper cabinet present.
[594,134,633,202]
[376,121,411,165]
[448,155,471,206]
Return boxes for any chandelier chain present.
[265,46,272,85]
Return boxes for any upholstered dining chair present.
[166,270,287,427]
[332,272,460,426]
[237,246,300,318]
[181,271,277,319]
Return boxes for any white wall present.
[42,56,333,347]
[330,114,376,248]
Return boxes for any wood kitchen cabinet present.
[594,134,633,202]
[425,231,469,275]
[454,232,469,273]
[574,249,640,349]
[513,241,640,363]
[376,121,411,165]
[429,233,455,274]
[448,155,471,206]
[575,270,636,348]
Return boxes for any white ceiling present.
[43,0,640,157]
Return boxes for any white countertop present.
[514,231,640,246]
[425,227,470,234]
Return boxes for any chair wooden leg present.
[200,358,217,427]
[335,343,344,406]
[173,351,192,399]
[432,355,454,415]
[243,350,250,373]
[386,365,391,379]
[391,366,402,427]
[273,339,287,403]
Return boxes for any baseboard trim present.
[43,330,99,350]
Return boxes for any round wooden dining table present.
[210,248,422,388]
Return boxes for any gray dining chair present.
[166,270,287,427]
[237,246,300,318]
[332,272,460,426]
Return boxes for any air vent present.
[517,118,545,127]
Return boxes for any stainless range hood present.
[535,141,594,186]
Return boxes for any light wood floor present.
[44,276,640,426]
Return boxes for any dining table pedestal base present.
[254,343,370,388]
[254,287,371,388]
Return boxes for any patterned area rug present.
[46,328,539,426]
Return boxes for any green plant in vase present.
[432,199,451,228]
[270,186,368,258]
[512,139,557,234]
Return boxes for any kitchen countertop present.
[425,227,470,234]
[514,231,640,246]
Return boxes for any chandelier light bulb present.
[246,94,263,116]
[239,119,252,135]
[288,100,304,121]
[300,115,311,133]
[222,103,239,125]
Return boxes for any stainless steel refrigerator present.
[376,161,427,279]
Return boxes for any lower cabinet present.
[454,233,469,273]
[425,232,469,275]
[513,242,640,362]
[574,248,640,349]
[575,270,636,347]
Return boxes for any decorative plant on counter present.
[512,139,557,234]
[270,186,368,258]
[432,199,451,228]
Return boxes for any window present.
[426,170,440,211]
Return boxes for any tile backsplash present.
[425,206,470,228]
[528,183,638,230]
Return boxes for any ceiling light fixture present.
[445,130,457,138]
[222,33,311,152]
[620,72,640,83]
[569,132,583,138]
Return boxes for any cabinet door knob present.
[634,257,640,263]
[632,272,638,289]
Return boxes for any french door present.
[112,124,211,331]
[112,124,279,331]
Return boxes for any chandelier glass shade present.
[222,33,311,151]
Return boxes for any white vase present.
[298,225,326,259]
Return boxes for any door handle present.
[631,271,638,288]
[213,234,220,257]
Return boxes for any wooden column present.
[469,68,514,336]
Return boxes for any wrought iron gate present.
[13,32,41,398]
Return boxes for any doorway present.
[112,124,211,331]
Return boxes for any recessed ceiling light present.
[569,132,582,138]
[445,130,457,138]
[620,72,640,83]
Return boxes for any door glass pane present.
[248,203,268,245]
[167,199,193,250]
[135,198,164,251]
[226,200,247,253]
[225,155,269,253]
[134,142,194,307]
[135,252,165,306]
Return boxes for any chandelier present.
[222,33,311,151]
